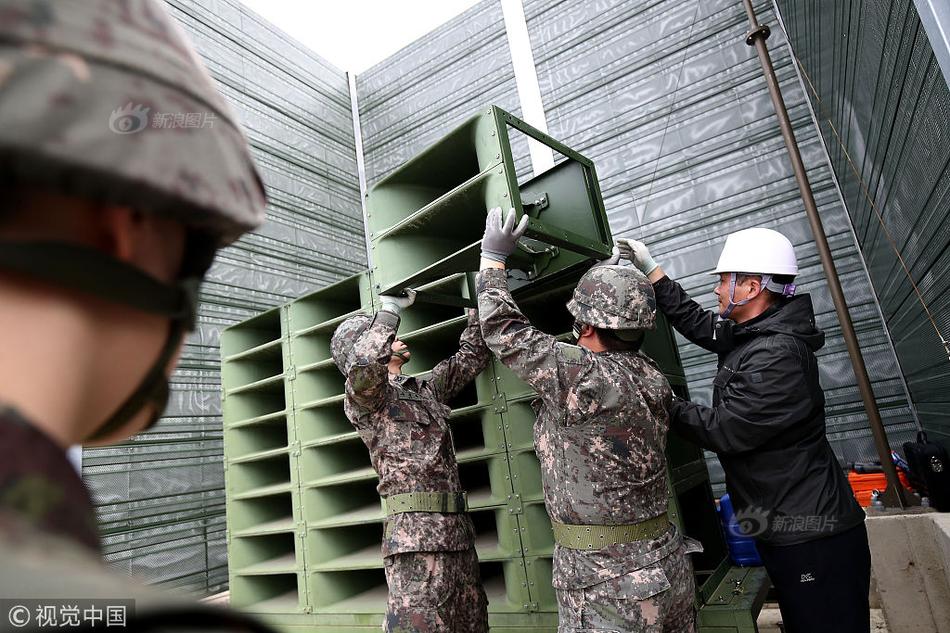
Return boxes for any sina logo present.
[731,506,770,537]
[109,103,151,134]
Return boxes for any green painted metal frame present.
[495,108,613,260]
[365,105,613,300]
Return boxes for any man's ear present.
[95,205,142,265]
[748,276,766,299]
[96,207,186,282]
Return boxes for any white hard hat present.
[713,228,799,276]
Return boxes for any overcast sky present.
[236,0,482,73]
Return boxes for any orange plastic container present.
[848,470,913,506]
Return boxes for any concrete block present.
[866,512,950,633]
[907,515,950,628]
[869,572,881,609]
[933,514,950,593]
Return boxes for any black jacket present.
[654,276,864,546]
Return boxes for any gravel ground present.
[757,605,889,632]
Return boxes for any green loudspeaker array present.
[222,106,767,632]
[221,306,303,614]
[365,105,613,299]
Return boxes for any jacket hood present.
[737,294,825,351]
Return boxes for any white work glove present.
[481,207,529,263]
[380,289,417,315]
[591,245,621,268]
[616,238,659,275]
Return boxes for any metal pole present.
[740,0,908,508]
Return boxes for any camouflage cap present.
[0,0,266,245]
[566,265,656,331]
[331,314,372,376]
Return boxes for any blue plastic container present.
[717,494,763,566]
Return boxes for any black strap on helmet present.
[86,317,184,442]
[0,235,215,442]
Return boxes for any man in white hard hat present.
[619,229,870,633]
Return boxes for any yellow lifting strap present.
[382,491,468,516]
[551,513,670,550]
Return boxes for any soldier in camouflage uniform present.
[0,1,272,629]
[476,208,698,633]
[331,291,490,633]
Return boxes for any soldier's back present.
[534,346,673,527]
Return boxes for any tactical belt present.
[382,491,468,516]
[551,513,670,550]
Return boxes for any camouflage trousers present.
[556,543,696,633]
[383,548,488,633]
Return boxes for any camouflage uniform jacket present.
[343,309,490,557]
[0,406,100,552]
[477,268,678,589]
[0,409,279,631]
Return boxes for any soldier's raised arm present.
[475,208,570,405]
[425,307,491,404]
[617,239,721,352]
[476,267,564,400]
[332,292,415,413]
[332,313,396,413]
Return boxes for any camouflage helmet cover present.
[331,314,372,376]
[0,0,266,245]
[566,265,656,332]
